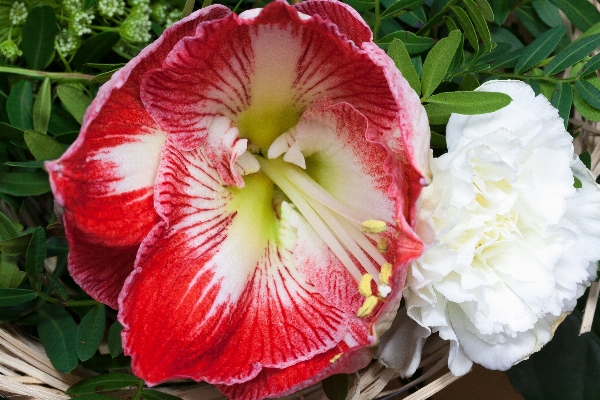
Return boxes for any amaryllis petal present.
[46,5,231,307]
[292,0,373,46]
[120,140,360,385]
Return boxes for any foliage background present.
[0,0,598,398]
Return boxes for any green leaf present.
[25,227,46,291]
[56,86,92,125]
[490,0,513,25]
[451,6,479,51]
[388,39,421,95]
[21,6,58,70]
[0,123,24,142]
[4,161,45,168]
[377,31,435,54]
[463,0,493,50]
[516,4,551,37]
[515,25,566,73]
[66,373,142,395]
[380,0,425,20]
[580,53,600,77]
[0,288,37,306]
[444,15,459,31]
[475,0,494,21]
[575,80,600,110]
[0,255,26,289]
[430,131,447,148]
[550,83,573,129]
[6,80,33,131]
[107,320,123,358]
[343,0,375,11]
[506,312,600,400]
[37,304,78,373]
[424,103,451,125]
[0,234,32,255]
[548,0,600,32]
[545,34,600,76]
[77,304,106,362]
[574,176,583,188]
[0,212,18,241]
[579,151,592,169]
[72,32,121,71]
[491,47,525,68]
[426,91,512,114]
[91,68,120,83]
[532,0,562,27]
[322,374,349,400]
[33,78,51,135]
[420,31,462,98]
[490,26,524,50]
[24,130,64,161]
[573,90,600,121]
[458,74,480,91]
[0,172,51,196]
[141,390,184,400]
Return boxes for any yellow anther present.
[358,274,373,297]
[357,295,379,318]
[377,237,388,253]
[362,220,387,234]
[329,353,343,363]
[379,263,393,286]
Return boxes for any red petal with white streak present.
[141,1,400,154]
[46,5,231,308]
[119,140,358,385]
[293,0,372,46]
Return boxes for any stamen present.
[358,274,373,297]
[258,157,363,282]
[329,353,343,363]
[357,296,379,318]
[377,237,388,253]
[379,263,393,285]
[362,220,387,234]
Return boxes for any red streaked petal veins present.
[140,1,399,154]
[293,0,372,46]
[120,140,357,386]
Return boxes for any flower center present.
[256,156,388,286]
[236,101,300,150]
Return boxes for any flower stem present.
[36,292,99,307]
[416,0,460,36]
[0,66,93,81]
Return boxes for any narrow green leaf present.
[82,354,130,370]
[574,176,583,188]
[444,15,459,31]
[575,80,600,110]
[420,30,461,98]
[532,0,562,27]
[0,212,18,241]
[573,90,600,121]
[25,228,46,291]
[516,5,551,37]
[491,47,525,69]
[0,123,24,142]
[56,86,92,125]
[424,103,451,125]
[4,161,45,168]
[107,320,123,358]
[490,26,524,50]
[72,32,121,71]
[0,172,51,196]
[545,34,600,76]
[388,39,421,95]
[475,0,494,21]
[458,74,480,91]
[0,255,26,289]
[380,0,425,20]
[322,374,349,400]
[491,0,512,25]
[6,81,33,131]
[515,25,566,73]
[377,31,435,54]
[343,0,375,11]
[24,130,64,161]
[580,53,600,77]
[550,84,573,128]
[548,0,600,32]
[91,68,120,83]
[141,390,184,400]
[451,6,479,51]
[447,33,464,77]
[463,0,492,50]
[37,304,78,373]
[0,234,32,255]
[430,131,447,148]
[77,304,106,362]
[33,78,51,135]
[426,91,512,114]
[580,151,592,169]
[21,6,58,70]
[580,21,600,40]
[66,373,142,395]
[0,288,37,306]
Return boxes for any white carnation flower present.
[380,80,600,376]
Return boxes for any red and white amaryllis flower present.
[47,1,430,398]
